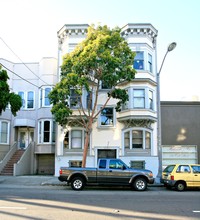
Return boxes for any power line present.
[0,37,50,85]
[0,62,39,88]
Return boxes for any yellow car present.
[161,164,200,191]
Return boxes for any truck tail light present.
[171,175,174,180]
[59,169,62,175]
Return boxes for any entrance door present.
[19,131,26,149]
[18,128,34,149]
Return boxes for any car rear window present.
[163,165,175,173]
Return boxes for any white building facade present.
[55,23,159,177]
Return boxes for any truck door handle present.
[109,170,112,172]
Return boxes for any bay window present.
[124,129,152,150]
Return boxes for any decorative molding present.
[122,119,154,129]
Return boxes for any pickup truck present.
[58,158,154,191]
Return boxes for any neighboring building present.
[0,57,57,174]
[161,101,200,166]
[55,23,159,177]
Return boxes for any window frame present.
[99,106,115,127]
[133,51,144,70]
[38,119,55,144]
[123,128,152,150]
[63,128,86,150]
[39,87,52,108]
[18,91,35,109]
[0,120,10,144]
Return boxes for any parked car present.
[161,164,200,191]
[58,158,154,191]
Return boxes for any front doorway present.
[18,128,34,149]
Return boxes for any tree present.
[49,25,136,167]
[0,66,22,116]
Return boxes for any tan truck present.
[58,158,154,191]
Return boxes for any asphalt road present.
[0,179,200,220]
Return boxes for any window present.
[63,129,86,150]
[148,90,153,110]
[133,89,145,108]
[101,81,112,90]
[124,129,152,150]
[109,160,125,169]
[27,91,34,109]
[100,107,114,126]
[39,87,52,107]
[70,89,81,109]
[148,53,153,73]
[45,88,51,106]
[69,160,82,167]
[38,120,55,144]
[18,91,34,109]
[133,52,144,70]
[0,121,9,144]
[130,161,145,169]
[18,92,25,109]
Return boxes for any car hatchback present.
[161,164,200,191]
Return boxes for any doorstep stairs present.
[0,149,25,176]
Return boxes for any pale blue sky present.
[0,0,200,101]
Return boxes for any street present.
[0,182,199,220]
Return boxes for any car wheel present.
[133,178,147,191]
[175,181,186,191]
[71,177,85,191]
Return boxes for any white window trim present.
[0,120,10,144]
[63,128,86,150]
[98,106,116,128]
[38,119,55,144]
[39,86,52,108]
[122,127,152,151]
[18,91,35,110]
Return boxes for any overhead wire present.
[0,62,39,88]
[0,37,50,86]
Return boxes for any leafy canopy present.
[49,25,136,126]
[0,66,22,116]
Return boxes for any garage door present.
[162,145,197,169]
[38,154,55,175]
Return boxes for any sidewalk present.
[0,175,163,187]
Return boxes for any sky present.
[0,0,200,101]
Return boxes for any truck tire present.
[71,177,85,191]
[133,177,147,191]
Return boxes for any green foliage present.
[49,24,136,126]
[0,66,22,116]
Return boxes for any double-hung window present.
[39,87,52,107]
[148,53,153,73]
[133,89,145,108]
[70,89,81,109]
[0,121,9,144]
[38,120,55,144]
[133,52,144,70]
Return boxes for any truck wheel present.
[133,178,147,191]
[71,177,85,191]
[175,181,186,191]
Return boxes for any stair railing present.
[0,142,17,173]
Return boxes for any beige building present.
[55,23,159,177]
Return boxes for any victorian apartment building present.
[55,23,159,177]
[0,23,160,177]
